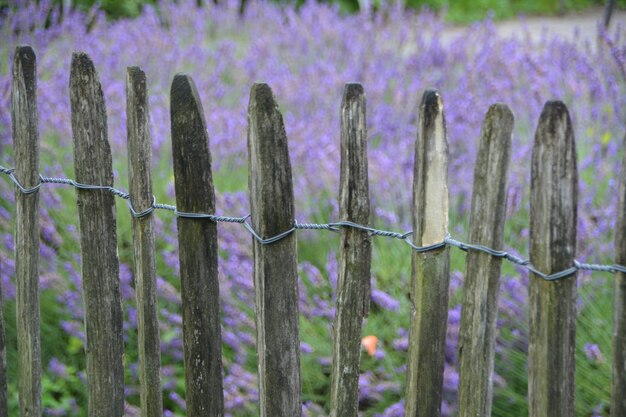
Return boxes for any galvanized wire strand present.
[328,220,412,239]
[3,165,626,281]
[40,175,131,199]
[242,221,296,244]
[127,196,157,218]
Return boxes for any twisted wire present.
[2,165,626,281]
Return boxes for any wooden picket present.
[171,74,224,417]
[13,45,41,417]
[614,132,626,417]
[458,103,513,417]
[127,66,163,417]
[248,83,301,417]
[528,101,578,417]
[330,83,371,417]
[70,52,125,417]
[405,90,450,417]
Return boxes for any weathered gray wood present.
[247,83,301,417]
[0,275,5,417]
[70,52,124,417]
[529,101,577,417]
[170,74,224,417]
[127,67,163,417]
[457,104,513,417]
[404,90,450,417]
[613,132,626,417]
[12,45,41,417]
[330,84,371,417]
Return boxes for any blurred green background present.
[1,0,625,22]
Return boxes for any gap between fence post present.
[613,132,626,417]
[529,100,577,417]
[127,66,163,417]
[404,90,450,417]
[12,45,41,417]
[457,103,513,417]
[171,74,224,417]
[70,52,125,417]
[330,83,371,417]
[248,83,301,417]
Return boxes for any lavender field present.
[0,1,625,416]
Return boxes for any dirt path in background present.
[444,7,626,44]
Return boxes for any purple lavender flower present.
[583,343,605,363]
[48,357,68,378]
[371,289,400,311]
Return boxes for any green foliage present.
[3,0,624,22]
[72,0,153,18]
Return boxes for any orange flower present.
[361,335,378,357]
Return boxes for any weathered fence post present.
[0,250,6,417]
[458,104,513,417]
[0,266,5,417]
[171,74,224,417]
[70,52,124,417]
[12,45,41,417]
[529,101,577,417]
[404,90,450,417]
[330,84,371,417]
[614,132,626,417]
[127,67,163,417]
[247,83,301,417]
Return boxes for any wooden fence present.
[2,45,626,417]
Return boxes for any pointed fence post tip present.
[71,52,98,76]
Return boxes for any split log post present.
[528,101,578,417]
[330,84,371,417]
[171,74,224,417]
[13,45,41,417]
[404,90,451,417]
[613,132,626,417]
[70,52,124,417]
[457,104,513,417]
[127,67,163,417]
[247,83,301,417]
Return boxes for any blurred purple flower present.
[48,357,68,378]
[584,343,605,363]
[372,289,400,311]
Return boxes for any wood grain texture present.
[247,83,301,417]
[529,100,577,417]
[12,45,41,417]
[330,84,371,417]
[614,132,626,417]
[0,238,6,417]
[170,74,224,417]
[70,52,124,417]
[0,260,5,417]
[127,67,163,417]
[457,104,513,417]
[404,90,450,417]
